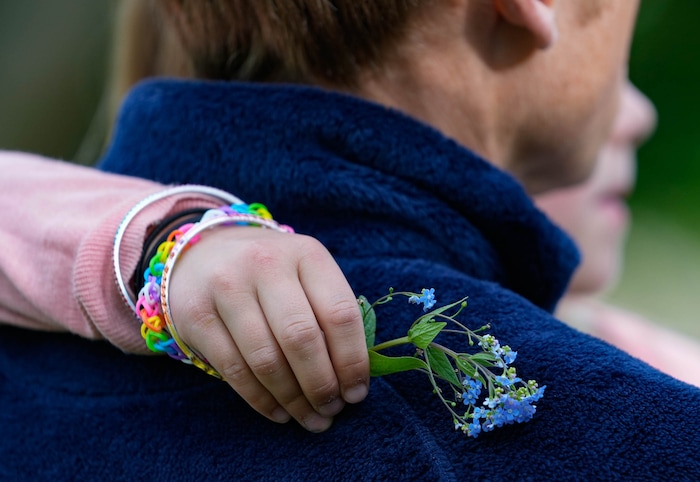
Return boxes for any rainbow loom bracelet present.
[135,203,293,377]
[114,185,243,313]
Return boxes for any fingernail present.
[343,382,368,404]
[318,396,344,417]
[271,407,291,423]
[303,413,333,433]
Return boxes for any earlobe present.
[493,0,558,49]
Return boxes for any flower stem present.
[369,336,411,352]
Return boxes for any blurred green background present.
[1,1,698,338]
[0,0,111,162]
[614,1,700,339]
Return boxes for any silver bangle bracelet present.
[113,184,244,313]
[159,211,292,377]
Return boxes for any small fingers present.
[296,237,370,403]
[171,307,291,425]
[217,294,335,432]
[257,283,347,417]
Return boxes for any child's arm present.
[0,151,369,431]
[0,151,177,348]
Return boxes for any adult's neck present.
[335,2,532,192]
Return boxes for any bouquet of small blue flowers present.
[359,288,545,438]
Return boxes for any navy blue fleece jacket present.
[2,80,698,481]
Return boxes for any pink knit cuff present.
[74,191,225,353]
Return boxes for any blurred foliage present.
[629,1,700,233]
[0,0,112,163]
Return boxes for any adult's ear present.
[493,0,558,49]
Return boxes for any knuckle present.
[246,345,285,377]
[249,245,285,273]
[307,378,338,400]
[206,263,249,298]
[238,235,294,272]
[324,298,363,330]
[174,308,218,342]
[338,355,369,375]
[206,237,290,293]
[278,316,323,353]
[186,310,218,332]
[296,237,336,267]
[219,357,252,385]
[294,234,327,256]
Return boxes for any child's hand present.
[168,227,369,432]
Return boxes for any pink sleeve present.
[557,296,700,388]
[0,151,224,353]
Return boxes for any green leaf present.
[369,350,428,377]
[425,346,460,388]
[455,356,480,381]
[358,295,376,348]
[408,321,446,349]
[470,351,498,368]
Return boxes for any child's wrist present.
[131,207,208,295]
[134,202,293,377]
[113,185,244,314]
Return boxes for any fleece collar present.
[100,79,578,311]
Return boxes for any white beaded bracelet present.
[113,185,244,313]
